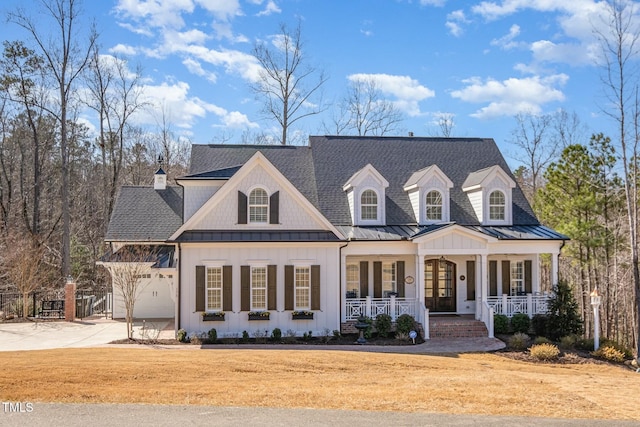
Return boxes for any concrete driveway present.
[0,318,173,351]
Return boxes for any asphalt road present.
[1,403,638,427]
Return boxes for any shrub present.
[511,313,531,334]
[241,330,250,343]
[559,335,578,349]
[333,329,341,339]
[601,339,634,359]
[530,343,560,361]
[546,280,583,340]
[494,314,509,334]
[592,345,626,363]
[207,328,217,343]
[302,330,313,341]
[508,332,530,350]
[575,337,594,351]
[531,314,549,337]
[396,314,416,335]
[271,327,282,341]
[375,313,392,338]
[176,328,187,343]
[533,336,551,345]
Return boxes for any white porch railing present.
[345,296,418,322]
[486,293,549,318]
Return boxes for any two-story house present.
[100,136,567,339]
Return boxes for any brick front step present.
[429,318,488,338]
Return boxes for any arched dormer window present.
[360,189,378,221]
[425,190,443,221]
[249,188,269,223]
[489,190,505,221]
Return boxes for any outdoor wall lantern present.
[590,288,601,351]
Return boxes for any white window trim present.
[346,263,360,298]
[510,260,525,296]
[294,265,311,310]
[357,187,384,225]
[382,261,396,296]
[205,266,223,312]
[424,188,444,223]
[486,188,510,225]
[250,265,268,311]
[248,186,270,225]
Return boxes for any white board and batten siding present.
[112,274,175,319]
[179,243,341,337]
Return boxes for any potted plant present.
[292,310,314,320]
[248,311,270,321]
[202,311,225,321]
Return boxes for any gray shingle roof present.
[105,186,183,241]
[107,136,550,243]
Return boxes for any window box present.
[292,311,314,320]
[248,311,270,321]
[202,312,225,322]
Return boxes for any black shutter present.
[525,260,532,294]
[311,265,320,310]
[223,266,232,312]
[240,266,250,311]
[268,265,277,310]
[195,265,205,312]
[269,191,279,224]
[238,191,247,224]
[466,261,476,300]
[489,261,497,296]
[502,261,511,295]
[359,261,368,298]
[373,261,382,298]
[284,265,294,310]
[396,261,405,297]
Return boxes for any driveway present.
[0,318,172,351]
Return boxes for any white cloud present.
[446,9,469,37]
[490,24,522,50]
[256,0,281,16]
[450,74,568,119]
[109,44,138,56]
[195,0,243,21]
[420,0,446,6]
[348,73,435,117]
[182,58,217,83]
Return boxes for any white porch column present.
[475,255,482,320]
[416,254,425,304]
[341,252,347,323]
[479,254,488,321]
[551,251,559,287]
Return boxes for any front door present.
[424,259,456,312]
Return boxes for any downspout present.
[177,242,182,333]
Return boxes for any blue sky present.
[0,0,631,166]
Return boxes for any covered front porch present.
[341,226,560,339]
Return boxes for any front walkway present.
[0,317,505,353]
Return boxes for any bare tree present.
[326,77,404,136]
[594,0,640,358]
[508,112,558,203]
[84,48,146,230]
[1,232,53,317]
[251,20,327,145]
[99,246,156,339]
[8,0,97,280]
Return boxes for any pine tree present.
[546,280,583,341]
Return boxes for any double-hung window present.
[346,263,359,298]
[489,190,505,221]
[425,190,443,221]
[251,266,267,310]
[294,266,311,310]
[510,261,524,295]
[249,188,269,223]
[206,267,222,311]
[382,262,396,295]
[360,190,378,221]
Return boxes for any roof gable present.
[462,165,515,192]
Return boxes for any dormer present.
[343,164,389,226]
[403,165,454,225]
[154,167,167,190]
[462,165,516,225]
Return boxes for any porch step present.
[429,317,488,338]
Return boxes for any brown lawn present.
[0,347,638,420]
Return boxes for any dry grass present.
[0,347,638,420]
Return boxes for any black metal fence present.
[0,288,112,320]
